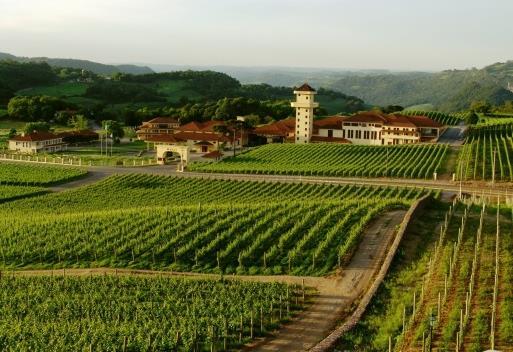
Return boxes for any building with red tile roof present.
[255,111,443,146]
[9,132,67,153]
[136,117,180,141]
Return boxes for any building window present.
[328,129,333,138]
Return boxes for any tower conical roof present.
[295,83,316,92]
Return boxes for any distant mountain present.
[326,62,513,111]
[146,63,392,87]
[0,52,154,76]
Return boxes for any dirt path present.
[245,209,407,352]
[7,210,407,352]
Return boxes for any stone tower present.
[291,83,319,144]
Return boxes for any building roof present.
[174,131,231,143]
[177,120,225,133]
[147,117,180,124]
[9,132,61,142]
[314,116,346,130]
[342,112,441,129]
[403,115,443,128]
[57,129,98,138]
[343,111,388,124]
[194,141,214,146]
[294,83,316,92]
[254,118,295,137]
[145,134,185,143]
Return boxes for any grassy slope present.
[16,82,89,97]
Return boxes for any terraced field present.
[190,143,448,179]
[456,121,513,181]
[339,199,513,351]
[0,174,425,276]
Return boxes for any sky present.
[0,0,512,71]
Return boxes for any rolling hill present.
[326,62,513,111]
[0,52,153,76]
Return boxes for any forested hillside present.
[0,52,153,75]
[0,60,367,126]
[327,62,513,111]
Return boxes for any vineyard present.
[0,174,428,214]
[0,185,47,203]
[190,144,449,179]
[0,161,87,186]
[338,199,513,351]
[456,122,513,181]
[0,275,306,351]
[402,111,466,126]
[0,199,407,275]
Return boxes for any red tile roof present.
[145,134,184,143]
[314,116,346,130]
[194,141,214,146]
[174,131,231,143]
[294,83,316,92]
[403,115,442,128]
[254,118,295,137]
[343,112,441,129]
[10,132,61,142]
[343,112,388,124]
[177,120,225,133]
[147,117,180,124]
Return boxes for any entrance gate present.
[156,145,190,172]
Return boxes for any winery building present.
[255,83,442,145]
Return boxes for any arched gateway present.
[156,144,189,172]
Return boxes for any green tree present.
[23,122,50,135]
[101,120,124,142]
[69,114,89,130]
[7,128,17,139]
[7,95,71,122]
[465,111,479,125]
[470,100,492,113]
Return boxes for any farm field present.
[456,121,513,181]
[15,82,89,97]
[0,275,304,351]
[338,200,513,352]
[0,174,426,275]
[0,161,87,186]
[0,185,47,203]
[190,143,449,179]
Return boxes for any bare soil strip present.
[5,210,407,352]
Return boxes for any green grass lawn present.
[0,120,27,130]
[16,82,89,97]
[150,80,203,103]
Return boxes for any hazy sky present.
[1,0,512,71]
